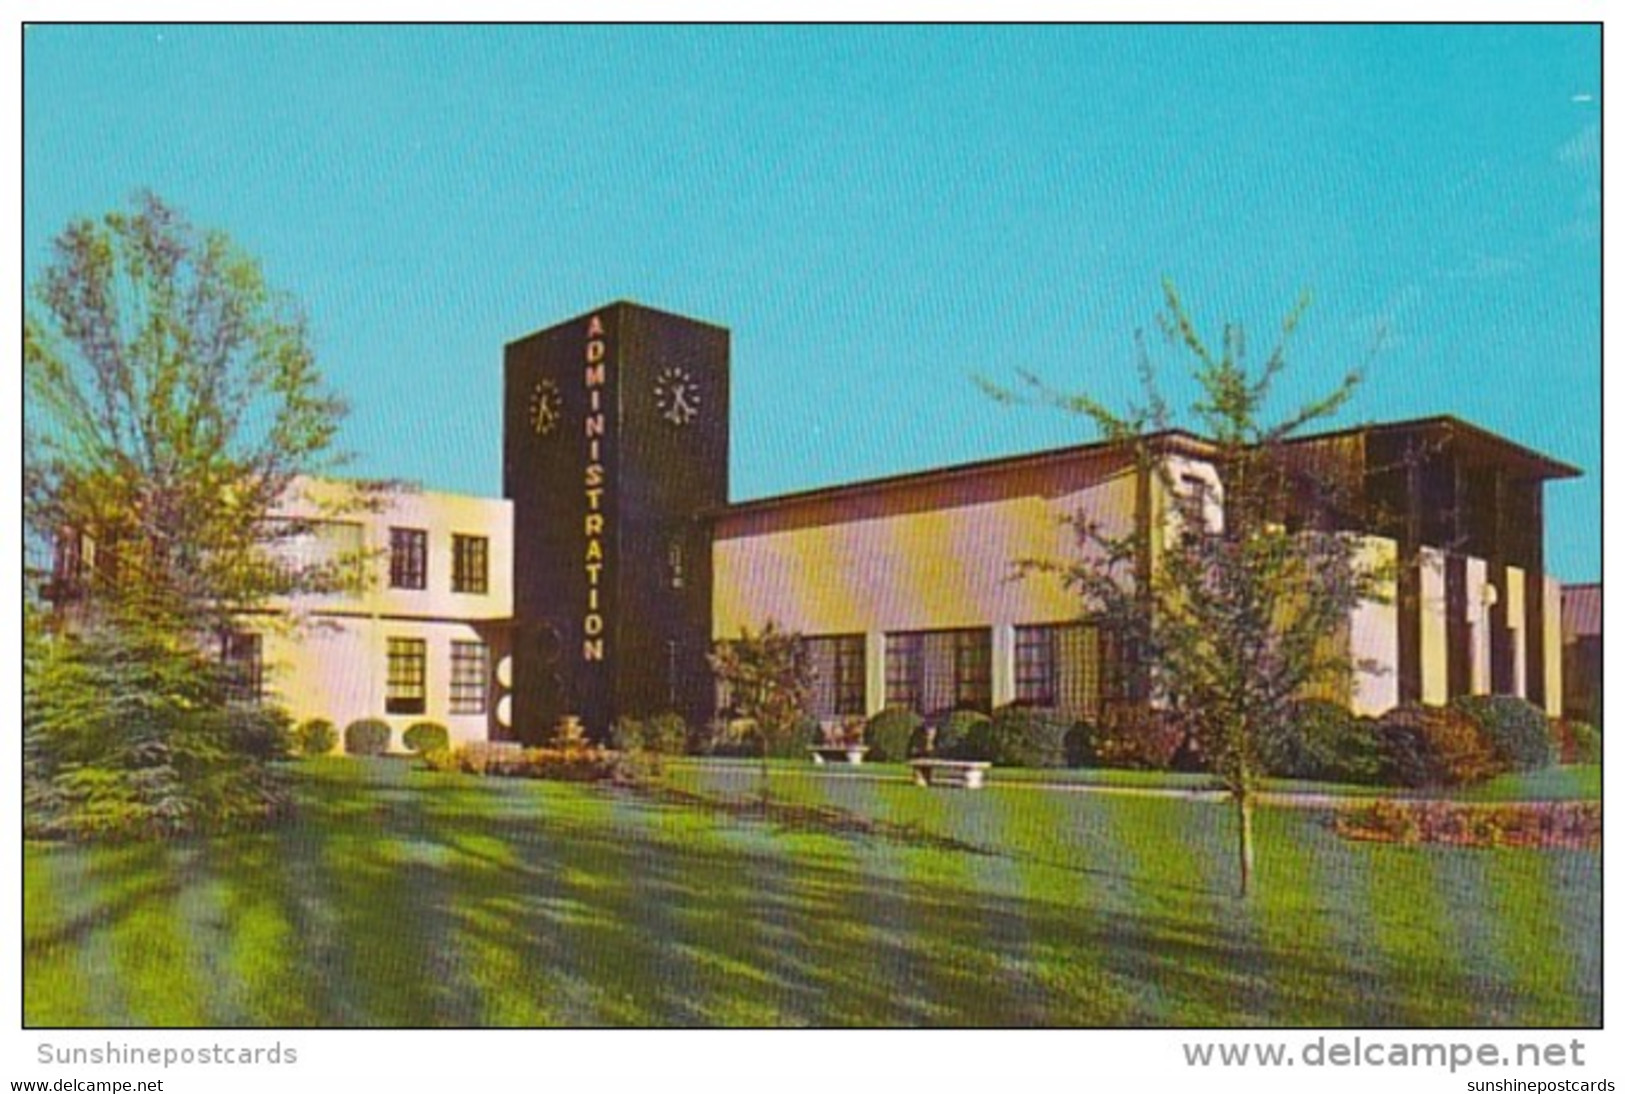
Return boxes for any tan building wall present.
[714,449,1141,638]
[261,617,508,751]
[268,478,513,622]
[250,480,515,750]
[714,448,1145,715]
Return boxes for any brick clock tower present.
[503,302,729,742]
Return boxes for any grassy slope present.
[23,758,1601,1028]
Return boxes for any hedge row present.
[1263,696,1590,788]
[295,695,1598,790]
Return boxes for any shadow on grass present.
[24,758,1602,1028]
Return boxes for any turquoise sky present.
[23,25,1600,579]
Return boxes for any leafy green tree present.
[25,192,353,837]
[708,621,815,805]
[985,281,1387,896]
[25,191,355,629]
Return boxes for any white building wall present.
[1349,535,1400,717]
[261,618,502,751]
[250,479,515,751]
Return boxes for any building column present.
[991,624,1016,709]
[865,631,887,716]
[1419,547,1449,705]
[1507,566,1527,699]
[1543,575,1564,717]
[1465,558,1490,694]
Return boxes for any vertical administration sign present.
[582,315,609,662]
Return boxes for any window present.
[833,635,866,716]
[1014,623,1103,719]
[807,634,867,719]
[390,527,427,590]
[453,534,489,594]
[952,629,993,712]
[450,640,488,715]
[885,628,993,714]
[1100,626,1141,707]
[221,631,263,704]
[386,637,427,715]
[884,632,924,712]
[1014,626,1057,706]
[272,518,365,594]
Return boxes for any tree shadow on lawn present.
[635,779,1227,900]
[446,806,1581,1026]
[25,761,1599,1028]
[315,772,1588,1027]
[26,842,195,957]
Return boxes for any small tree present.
[985,281,1387,896]
[708,621,814,805]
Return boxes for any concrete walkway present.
[673,758,1587,811]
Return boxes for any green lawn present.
[687,756,1604,801]
[24,757,1600,1027]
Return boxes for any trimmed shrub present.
[984,705,1069,768]
[233,705,297,762]
[865,707,923,763]
[763,715,820,759]
[610,713,687,775]
[1088,705,1187,770]
[1450,695,1554,772]
[297,718,338,757]
[1550,718,1601,766]
[421,746,457,772]
[402,722,450,755]
[643,712,691,756]
[1260,699,1385,785]
[933,709,993,761]
[611,715,646,753]
[1064,722,1095,768]
[1376,704,1498,788]
[344,718,392,757]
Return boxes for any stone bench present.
[809,745,870,765]
[908,759,991,789]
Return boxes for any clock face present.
[654,367,700,426]
[528,378,563,436]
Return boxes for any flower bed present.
[1332,799,1601,849]
[422,742,622,782]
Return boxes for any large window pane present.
[390,527,427,590]
[450,640,488,715]
[386,637,427,715]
